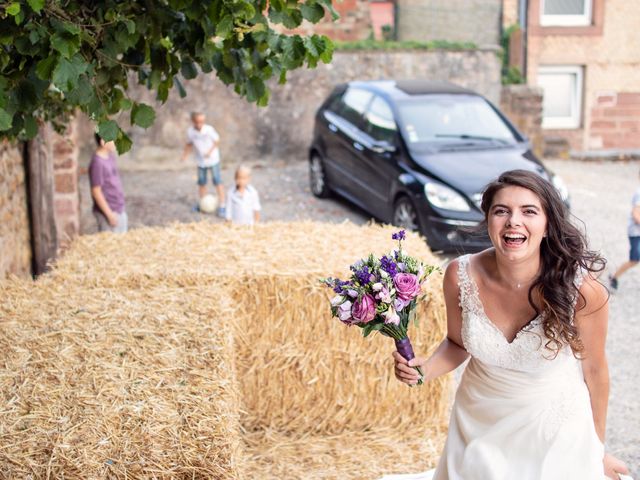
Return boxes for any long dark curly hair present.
[480,169,606,356]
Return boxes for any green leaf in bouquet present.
[361,321,383,338]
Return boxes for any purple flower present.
[380,255,398,278]
[347,289,358,298]
[352,294,376,323]
[332,279,350,294]
[391,230,406,241]
[351,264,372,285]
[393,273,422,301]
[393,297,407,312]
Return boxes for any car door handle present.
[353,142,364,151]
[328,123,338,133]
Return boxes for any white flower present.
[372,282,383,292]
[338,309,352,321]
[330,294,345,307]
[383,307,400,325]
[339,300,352,312]
[379,270,389,279]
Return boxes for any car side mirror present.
[371,141,396,154]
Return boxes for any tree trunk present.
[24,125,58,275]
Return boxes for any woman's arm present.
[394,259,470,385]
[575,276,629,478]
[575,276,609,442]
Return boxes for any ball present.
[199,194,218,214]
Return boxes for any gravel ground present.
[79,158,639,474]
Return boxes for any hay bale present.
[0,279,244,479]
[48,222,450,434]
[243,427,447,480]
[2,221,451,478]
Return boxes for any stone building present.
[504,0,640,157]
[396,0,503,46]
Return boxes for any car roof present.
[345,79,479,101]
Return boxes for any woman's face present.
[487,186,548,261]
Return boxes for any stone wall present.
[51,122,81,245]
[396,0,502,46]
[500,84,544,158]
[0,141,31,278]
[116,49,501,164]
[589,92,640,151]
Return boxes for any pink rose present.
[351,294,376,324]
[393,273,421,301]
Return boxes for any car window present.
[364,96,397,144]
[397,95,517,144]
[336,88,373,129]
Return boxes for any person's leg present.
[212,163,225,217]
[94,211,111,232]
[610,236,640,288]
[113,211,128,234]
[197,167,208,198]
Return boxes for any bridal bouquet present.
[322,230,437,386]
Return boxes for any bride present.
[393,170,630,479]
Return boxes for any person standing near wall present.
[89,134,127,233]
[610,168,640,290]
[181,112,226,217]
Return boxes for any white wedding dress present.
[431,254,606,480]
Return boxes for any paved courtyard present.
[79,158,639,474]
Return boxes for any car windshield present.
[397,95,518,145]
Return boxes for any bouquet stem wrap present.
[395,337,424,386]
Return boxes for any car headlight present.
[424,182,470,212]
[551,174,569,201]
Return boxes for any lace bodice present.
[457,254,582,372]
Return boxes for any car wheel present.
[309,153,331,198]
[393,196,420,232]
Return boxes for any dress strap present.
[457,254,474,313]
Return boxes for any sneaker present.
[609,275,618,291]
[217,206,226,218]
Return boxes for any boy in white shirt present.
[225,165,261,225]
[181,112,226,217]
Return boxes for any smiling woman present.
[392,169,631,479]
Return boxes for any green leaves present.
[131,103,155,128]
[97,120,118,142]
[0,108,12,131]
[26,0,45,14]
[5,3,21,16]
[52,55,88,92]
[0,0,337,151]
[301,2,325,23]
[51,32,81,58]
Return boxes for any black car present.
[308,80,569,252]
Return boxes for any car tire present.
[309,153,331,198]
[392,196,421,232]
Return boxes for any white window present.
[540,0,592,26]
[537,66,583,129]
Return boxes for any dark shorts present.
[630,236,640,262]
[197,164,221,186]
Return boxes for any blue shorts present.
[197,164,221,186]
[630,236,640,262]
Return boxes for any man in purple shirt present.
[89,134,127,233]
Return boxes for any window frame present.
[540,0,593,26]
[363,95,398,145]
[537,65,584,130]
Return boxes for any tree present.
[0,0,336,152]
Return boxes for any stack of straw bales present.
[0,280,244,478]
[1,221,450,479]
